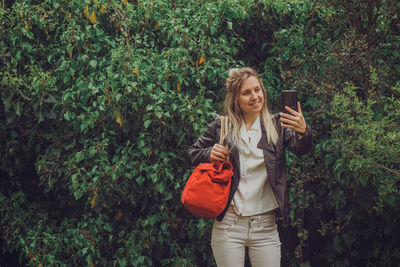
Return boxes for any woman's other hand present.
[210,144,231,162]
[280,102,307,134]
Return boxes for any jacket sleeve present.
[186,116,220,166]
[279,114,313,155]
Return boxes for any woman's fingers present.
[210,153,227,161]
[297,101,303,114]
[280,121,303,133]
[211,151,226,160]
[210,154,226,161]
[280,117,300,128]
[284,105,300,117]
[283,102,303,117]
[210,144,230,161]
[280,102,306,134]
[280,122,295,131]
[280,112,300,122]
[213,144,229,154]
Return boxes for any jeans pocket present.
[214,210,236,231]
[252,213,277,233]
[211,213,238,245]
[214,220,233,231]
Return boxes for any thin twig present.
[376,132,400,163]
[337,139,400,176]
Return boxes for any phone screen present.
[281,90,298,113]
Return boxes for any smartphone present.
[281,90,298,113]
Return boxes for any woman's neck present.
[242,113,259,131]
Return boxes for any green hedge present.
[1,0,400,266]
[1,0,247,265]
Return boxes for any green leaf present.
[155,109,163,119]
[163,192,173,201]
[136,176,145,185]
[148,215,160,226]
[227,21,232,30]
[104,223,112,232]
[76,151,84,163]
[71,174,79,190]
[64,111,71,121]
[86,254,92,265]
[89,59,98,68]
[74,189,84,200]
[15,101,21,116]
[156,182,166,194]
[144,120,151,129]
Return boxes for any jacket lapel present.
[230,146,240,176]
[257,118,277,188]
[257,119,276,153]
[228,145,241,190]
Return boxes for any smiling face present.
[238,75,264,119]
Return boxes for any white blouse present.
[232,116,278,216]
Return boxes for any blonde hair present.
[223,67,278,148]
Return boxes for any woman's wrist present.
[296,127,307,139]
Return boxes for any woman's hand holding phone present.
[280,102,307,134]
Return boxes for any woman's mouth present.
[249,102,261,107]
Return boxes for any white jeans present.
[211,206,281,267]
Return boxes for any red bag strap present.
[196,161,233,172]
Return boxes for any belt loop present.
[234,212,239,225]
[230,206,239,225]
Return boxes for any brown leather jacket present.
[186,114,312,227]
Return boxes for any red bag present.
[181,116,233,219]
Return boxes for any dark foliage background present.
[1,0,399,266]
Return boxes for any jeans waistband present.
[228,205,275,217]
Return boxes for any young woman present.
[187,68,312,267]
